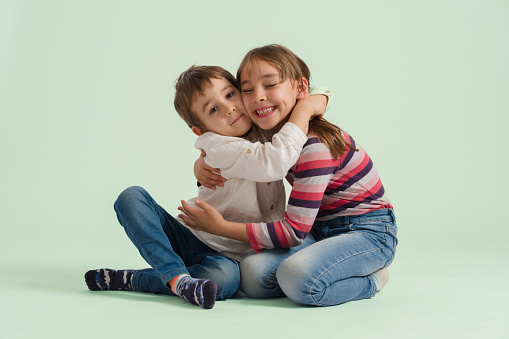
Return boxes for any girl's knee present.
[277,257,316,305]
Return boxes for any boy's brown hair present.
[237,44,357,159]
[174,65,238,130]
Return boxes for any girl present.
[180,44,398,306]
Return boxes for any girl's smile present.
[254,105,277,118]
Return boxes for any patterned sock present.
[170,274,217,309]
[85,268,135,291]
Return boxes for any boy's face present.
[191,77,252,137]
[239,58,300,131]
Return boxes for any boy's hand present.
[289,94,328,134]
[296,94,327,120]
[194,150,226,189]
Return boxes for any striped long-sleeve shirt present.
[246,131,393,253]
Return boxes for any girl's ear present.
[296,77,310,99]
[191,126,207,136]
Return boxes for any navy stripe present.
[293,228,308,240]
[288,197,322,209]
[339,136,356,170]
[316,186,387,218]
[364,185,385,201]
[329,159,373,193]
[295,166,336,178]
[267,223,282,248]
[317,202,357,218]
[303,137,322,147]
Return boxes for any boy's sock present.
[370,268,390,292]
[85,268,135,291]
[170,274,217,309]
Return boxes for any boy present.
[85,66,328,309]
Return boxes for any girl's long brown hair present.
[237,44,357,159]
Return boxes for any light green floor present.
[2,230,508,339]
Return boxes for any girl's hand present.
[179,199,250,242]
[194,150,226,189]
[178,199,225,235]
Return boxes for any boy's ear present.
[296,77,310,99]
[191,126,207,136]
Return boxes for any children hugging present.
[85,44,397,309]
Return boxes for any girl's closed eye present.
[265,83,277,88]
[242,88,253,93]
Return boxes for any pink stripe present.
[295,151,334,166]
[341,148,367,174]
[247,223,266,253]
[285,211,315,232]
[274,222,290,248]
[292,183,329,193]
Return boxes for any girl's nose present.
[253,89,266,102]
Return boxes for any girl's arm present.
[179,139,338,249]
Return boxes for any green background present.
[1,0,508,338]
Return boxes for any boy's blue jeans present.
[114,186,240,300]
[240,209,398,306]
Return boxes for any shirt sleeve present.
[309,86,334,111]
[246,138,338,252]
[195,122,308,182]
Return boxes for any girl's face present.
[239,58,301,131]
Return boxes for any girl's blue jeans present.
[240,209,398,306]
[114,186,240,300]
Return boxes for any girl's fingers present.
[195,199,214,214]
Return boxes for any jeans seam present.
[266,269,279,289]
[309,243,385,305]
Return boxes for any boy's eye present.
[226,92,234,99]
[210,106,218,114]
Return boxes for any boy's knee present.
[114,186,148,211]
[207,258,240,300]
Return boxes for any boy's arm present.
[288,87,333,134]
[288,95,327,135]
[195,124,307,182]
